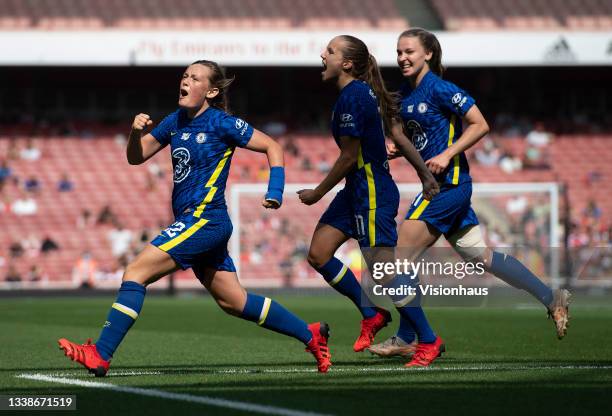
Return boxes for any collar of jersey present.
[179,105,215,123]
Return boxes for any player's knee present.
[448,225,488,263]
[307,250,330,269]
[122,262,150,285]
[215,298,242,317]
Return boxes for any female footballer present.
[298,35,440,358]
[58,60,331,375]
[367,28,570,365]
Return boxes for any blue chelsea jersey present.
[331,80,399,211]
[150,107,253,218]
[399,71,475,185]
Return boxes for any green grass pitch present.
[1,295,611,415]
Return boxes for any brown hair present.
[191,60,234,112]
[398,28,444,77]
[337,35,398,133]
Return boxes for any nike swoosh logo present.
[170,132,177,136]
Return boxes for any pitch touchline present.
[16,374,332,416]
[22,364,612,379]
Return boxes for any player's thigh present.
[307,223,350,268]
[397,219,441,261]
[194,265,247,316]
[124,244,180,286]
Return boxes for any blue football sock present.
[316,257,377,319]
[241,293,312,344]
[396,318,417,344]
[489,251,554,307]
[386,272,436,343]
[96,281,146,360]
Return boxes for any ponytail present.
[338,35,398,134]
[365,54,399,134]
[398,28,444,77]
[191,59,234,112]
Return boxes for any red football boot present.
[305,322,332,373]
[404,336,444,368]
[58,338,110,377]
[353,308,392,352]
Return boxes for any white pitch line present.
[16,374,332,416]
[210,365,612,374]
[20,364,612,380]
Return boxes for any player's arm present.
[126,113,165,165]
[298,136,359,206]
[244,128,285,209]
[388,121,440,201]
[425,105,490,175]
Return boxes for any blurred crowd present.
[0,116,610,287]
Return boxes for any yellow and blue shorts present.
[319,188,398,248]
[405,181,479,237]
[151,209,236,272]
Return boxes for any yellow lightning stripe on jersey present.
[193,148,234,218]
[447,115,460,185]
[358,146,377,246]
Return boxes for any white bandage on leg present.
[447,225,487,261]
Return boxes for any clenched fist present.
[132,113,153,131]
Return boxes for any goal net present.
[230,182,564,288]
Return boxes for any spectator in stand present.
[22,234,41,258]
[57,173,74,192]
[499,150,522,174]
[9,241,24,258]
[96,204,118,225]
[148,161,164,179]
[524,122,552,169]
[114,133,127,147]
[316,153,331,174]
[5,265,22,282]
[20,138,41,161]
[26,264,45,282]
[582,199,602,227]
[0,159,12,186]
[301,156,313,171]
[284,135,300,158]
[41,235,60,253]
[11,191,37,216]
[107,222,133,258]
[72,251,98,288]
[24,175,41,194]
[474,137,500,167]
[77,208,95,229]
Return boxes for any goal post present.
[230,182,561,288]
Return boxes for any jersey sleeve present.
[334,94,366,139]
[219,114,254,147]
[435,80,475,117]
[150,112,176,146]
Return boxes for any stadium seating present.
[430,0,612,30]
[0,0,408,30]
[0,0,609,31]
[0,132,609,285]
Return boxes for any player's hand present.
[386,142,401,160]
[262,198,281,209]
[419,173,440,201]
[425,153,451,175]
[297,189,323,205]
[132,113,153,131]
